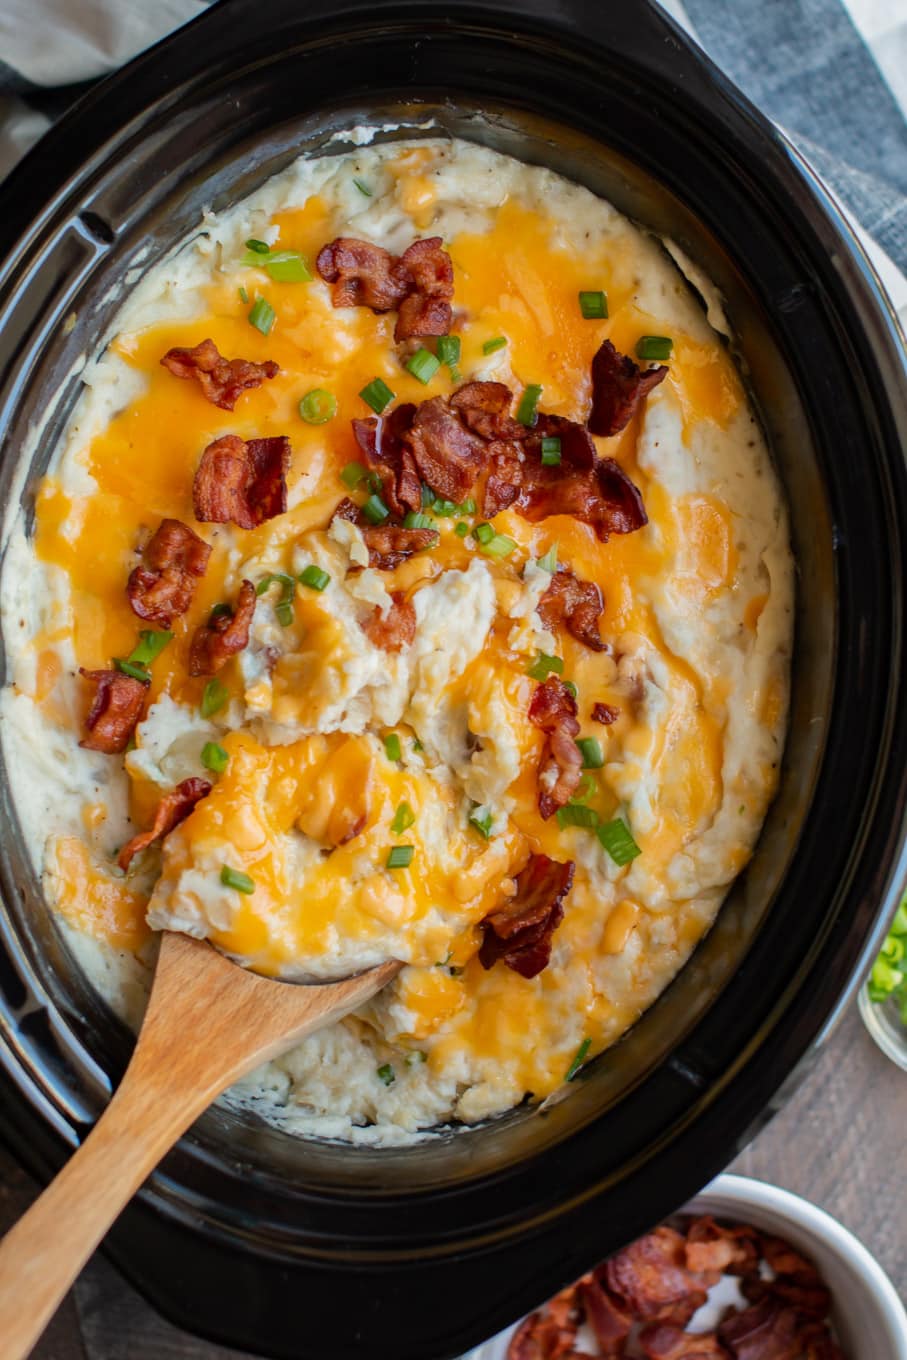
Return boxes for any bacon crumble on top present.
[361,524,440,570]
[479,853,574,979]
[537,568,607,652]
[118,777,212,871]
[315,235,454,340]
[126,518,211,626]
[193,434,290,529]
[515,413,648,541]
[605,1226,714,1327]
[404,395,486,502]
[591,701,620,725]
[449,380,526,442]
[588,337,668,437]
[188,580,256,676]
[393,237,455,341]
[160,338,279,411]
[351,403,422,516]
[638,1323,729,1358]
[79,669,147,754]
[360,592,417,652]
[528,675,583,819]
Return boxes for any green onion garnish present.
[455,521,470,538]
[245,238,270,254]
[516,383,542,427]
[570,775,596,804]
[412,738,424,753]
[556,804,599,830]
[362,493,390,525]
[238,286,249,304]
[391,801,416,834]
[563,680,578,699]
[248,297,276,335]
[127,629,173,667]
[299,388,337,424]
[403,511,436,530]
[431,498,457,517]
[541,436,562,467]
[565,1037,591,1082]
[256,572,296,626]
[576,737,604,769]
[263,251,312,283]
[528,653,564,681]
[473,522,494,545]
[201,742,229,774]
[406,348,441,385]
[220,865,255,894]
[340,461,369,489]
[421,483,435,508]
[405,1050,427,1066]
[459,497,476,515]
[578,290,608,320]
[114,659,150,682]
[437,335,461,372]
[354,178,373,197]
[867,895,907,1007]
[469,807,493,840]
[480,533,517,558]
[536,544,558,574]
[597,817,642,866]
[636,335,673,361]
[483,336,507,355]
[359,377,395,414]
[384,733,402,762]
[386,845,414,869]
[200,678,229,719]
[298,564,331,592]
[376,1063,395,1085]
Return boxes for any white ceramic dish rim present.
[461,1171,907,1359]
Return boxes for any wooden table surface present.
[1,1000,904,1359]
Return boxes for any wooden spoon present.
[0,931,400,1360]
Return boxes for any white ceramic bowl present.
[462,1173,907,1359]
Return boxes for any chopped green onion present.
[256,572,296,625]
[431,498,457,518]
[421,483,435,508]
[482,336,507,355]
[386,845,414,869]
[406,348,441,385]
[570,775,596,803]
[114,659,150,682]
[362,492,390,525]
[536,543,558,574]
[376,1063,396,1085]
[299,388,337,424]
[412,738,424,753]
[354,178,373,197]
[480,533,517,558]
[636,335,673,361]
[127,629,173,667]
[384,733,402,762]
[238,286,249,303]
[359,377,395,413]
[469,807,493,840]
[576,737,604,769]
[264,250,312,283]
[541,436,562,467]
[528,653,564,680]
[578,290,608,319]
[437,335,461,371]
[868,892,907,1009]
[405,1050,427,1066]
[391,801,416,834]
[516,383,543,427]
[341,461,369,488]
[220,865,255,894]
[403,511,436,530]
[459,497,476,515]
[455,521,470,537]
[473,522,494,545]
[248,296,276,335]
[597,817,642,866]
[563,679,578,699]
[201,742,229,774]
[299,564,331,592]
[245,238,270,254]
[200,678,229,719]
[557,804,599,830]
[565,1037,591,1082]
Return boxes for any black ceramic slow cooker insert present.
[0,2,905,1358]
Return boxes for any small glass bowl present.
[857,983,907,1072]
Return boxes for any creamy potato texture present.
[0,135,793,1140]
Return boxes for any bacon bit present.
[352,402,422,516]
[160,338,278,411]
[193,434,290,529]
[588,338,668,436]
[188,580,256,676]
[362,524,439,570]
[450,381,525,441]
[515,414,648,542]
[333,496,362,524]
[528,676,583,819]
[605,1227,711,1326]
[591,702,619,725]
[315,237,407,312]
[577,1277,632,1352]
[126,518,211,626]
[684,1218,760,1279]
[800,1324,845,1360]
[639,1324,730,1359]
[717,1297,802,1360]
[479,853,574,979]
[117,777,211,871]
[483,443,524,517]
[507,1284,581,1360]
[538,568,606,652]
[79,669,147,754]
[405,396,486,502]
[759,1236,820,1283]
[393,237,454,341]
[361,592,416,652]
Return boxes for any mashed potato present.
[0,134,793,1140]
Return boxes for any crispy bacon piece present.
[717,1297,802,1360]
[188,580,256,676]
[333,496,362,524]
[193,434,290,529]
[362,524,439,570]
[405,396,487,502]
[479,853,574,979]
[507,1284,581,1360]
[684,1218,760,1278]
[577,1277,632,1353]
[360,592,416,652]
[639,1324,730,1359]
[79,668,147,754]
[589,338,668,436]
[351,403,422,517]
[528,676,583,819]
[515,414,648,542]
[592,702,619,725]
[126,518,211,626]
[316,237,407,312]
[118,777,211,871]
[393,237,454,341]
[450,381,525,441]
[483,443,524,517]
[800,1324,845,1360]
[605,1227,712,1327]
[538,568,606,652]
[160,338,278,411]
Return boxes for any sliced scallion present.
[516,383,542,427]
[527,653,564,681]
[238,286,249,304]
[578,290,608,319]
[403,511,436,530]
[436,335,461,373]
[376,1063,395,1085]
[536,543,558,574]
[386,845,414,869]
[384,733,402,763]
[201,742,229,774]
[200,678,229,719]
[454,521,470,538]
[597,817,642,866]
[636,335,673,361]
[482,336,507,355]
[220,864,255,894]
[540,435,562,467]
[472,522,495,545]
[245,238,270,254]
[565,1037,591,1082]
[248,296,276,336]
[264,250,312,283]
[299,388,337,424]
[114,658,150,682]
[127,629,173,667]
[480,533,517,558]
[556,804,599,830]
[361,492,390,525]
[359,377,395,414]
[391,801,415,834]
[354,178,373,197]
[340,461,369,489]
[406,348,441,385]
[576,736,604,769]
[469,807,493,840]
[299,564,330,592]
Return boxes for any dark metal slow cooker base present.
[1,2,906,1357]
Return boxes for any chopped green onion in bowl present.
[299,388,337,424]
